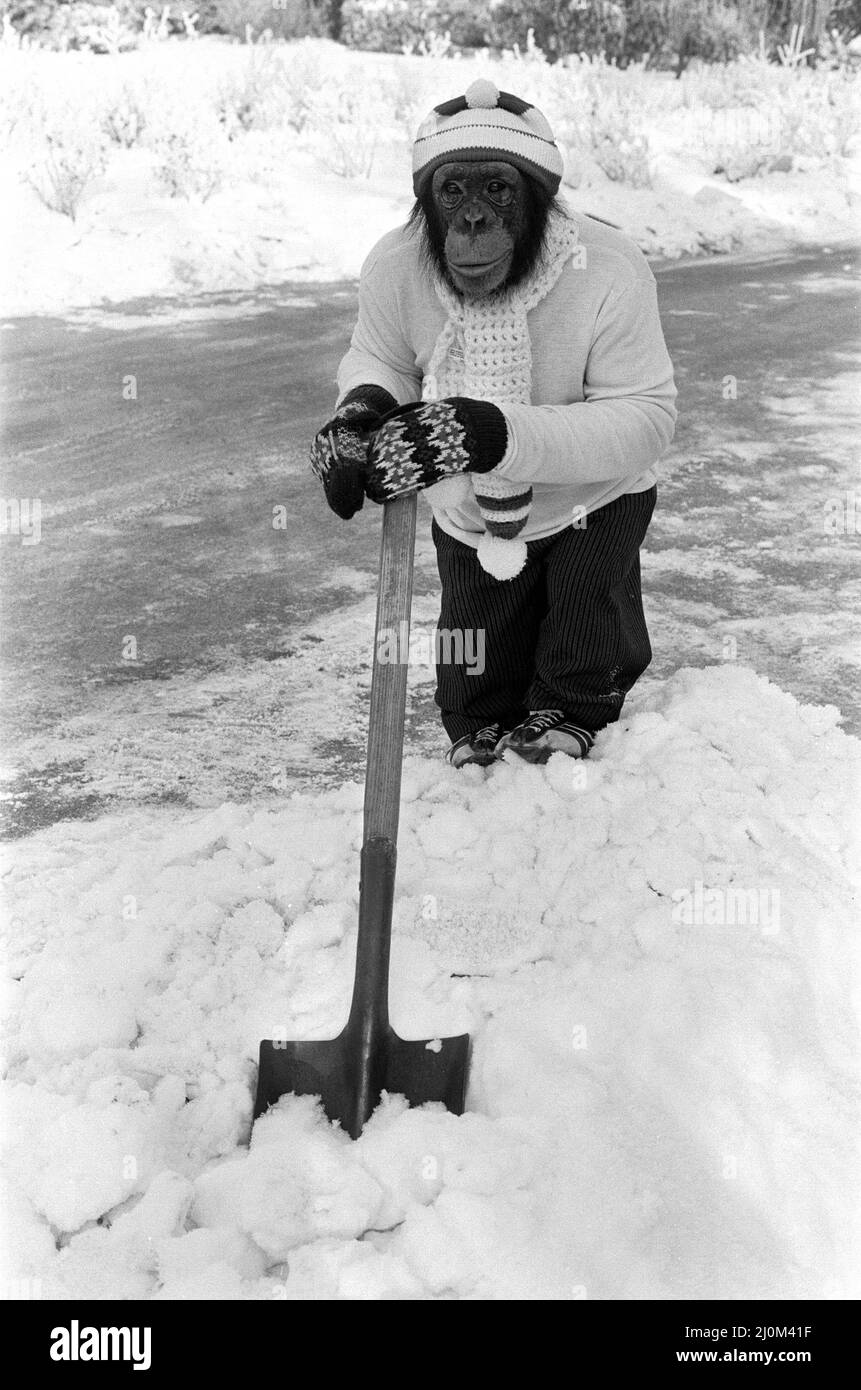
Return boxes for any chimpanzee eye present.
[486,180,512,203]
[441,181,463,203]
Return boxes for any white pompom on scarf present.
[421,214,580,579]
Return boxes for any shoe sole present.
[500,744,553,765]
[461,751,502,767]
[447,748,502,768]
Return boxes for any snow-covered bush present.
[769,67,860,159]
[691,57,861,178]
[148,105,226,199]
[0,55,40,143]
[44,2,141,53]
[341,0,492,53]
[214,40,292,135]
[591,108,653,186]
[669,0,755,74]
[546,56,654,189]
[704,133,774,181]
[373,60,446,141]
[678,58,769,110]
[101,80,148,146]
[305,86,387,177]
[24,110,109,217]
[278,38,325,131]
[206,0,327,42]
[492,0,627,63]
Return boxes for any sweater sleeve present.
[495,277,677,487]
[336,253,423,409]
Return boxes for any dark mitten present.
[364,397,508,504]
[310,384,397,519]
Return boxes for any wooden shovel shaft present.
[347,493,417,1041]
[363,493,418,844]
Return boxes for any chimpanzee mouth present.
[451,255,508,276]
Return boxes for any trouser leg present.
[526,487,657,730]
[432,518,545,742]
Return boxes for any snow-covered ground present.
[2,664,858,1300]
[1,36,859,317]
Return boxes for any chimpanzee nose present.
[463,204,485,230]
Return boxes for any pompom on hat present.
[412,78,564,200]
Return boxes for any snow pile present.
[2,664,859,1300]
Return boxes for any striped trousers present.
[432,485,657,741]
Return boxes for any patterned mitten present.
[365,397,531,580]
[365,397,508,500]
[310,384,397,519]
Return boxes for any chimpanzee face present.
[430,161,529,299]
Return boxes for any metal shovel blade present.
[254,1028,470,1140]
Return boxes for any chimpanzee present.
[311,79,677,766]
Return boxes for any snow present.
[1,38,858,318]
[2,663,858,1300]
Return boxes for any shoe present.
[446,722,507,768]
[497,709,594,764]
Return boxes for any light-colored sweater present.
[337,208,677,546]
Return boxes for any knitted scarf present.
[422,214,580,579]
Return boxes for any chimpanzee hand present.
[364,398,508,504]
[310,385,397,519]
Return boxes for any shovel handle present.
[363,492,417,846]
[348,493,417,1042]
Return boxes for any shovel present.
[254,492,471,1138]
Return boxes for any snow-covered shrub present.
[669,0,755,75]
[148,106,226,199]
[549,60,653,189]
[0,55,39,143]
[342,0,492,53]
[101,81,148,146]
[678,57,768,111]
[24,110,109,217]
[305,86,387,177]
[491,0,627,62]
[373,60,444,142]
[206,0,327,42]
[44,2,140,53]
[591,111,652,186]
[406,28,455,59]
[214,40,291,136]
[769,67,860,159]
[622,0,673,67]
[1,10,31,48]
[690,58,861,177]
[140,4,174,40]
[704,132,774,181]
[278,38,325,131]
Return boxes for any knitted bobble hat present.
[412,78,564,199]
